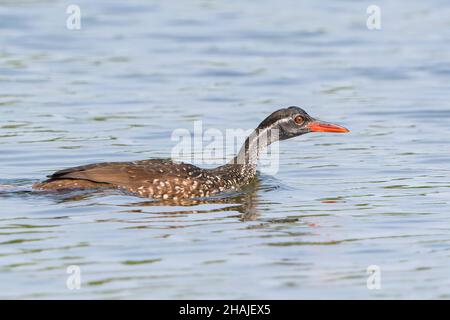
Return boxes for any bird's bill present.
[307,120,349,133]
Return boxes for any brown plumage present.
[34,159,254,200]
[34,107,349,199]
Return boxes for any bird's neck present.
[210,126,279,186]
[228,126,279,171]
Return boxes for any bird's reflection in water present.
[51,179,262,221]
[15,177,298,224]
[121,181,261,222]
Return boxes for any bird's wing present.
[47,159,200,186]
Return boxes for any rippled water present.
[1,0,450,299]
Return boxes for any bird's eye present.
[294,115,305,125]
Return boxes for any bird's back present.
[33,159,239,199]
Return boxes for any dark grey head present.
[231,106,349,166]
[257,106,349,141]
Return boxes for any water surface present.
[1,0,450,299]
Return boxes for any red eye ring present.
[294,115,305,125]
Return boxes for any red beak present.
[307,120,349,133]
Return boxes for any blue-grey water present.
[1,0,450,299]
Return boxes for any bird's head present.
[257,106,349,141]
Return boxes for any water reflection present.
[122,189,260,221]
[45,179,264,221]
[1,0,450,299]
[1,177,262,219]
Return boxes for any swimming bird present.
[33,107,349,199]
